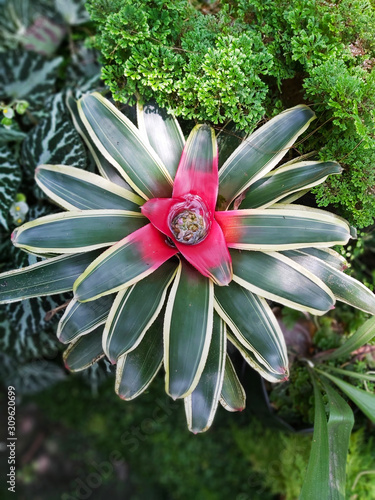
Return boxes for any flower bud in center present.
[168,194,211,245]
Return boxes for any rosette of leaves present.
[1,92,375,433]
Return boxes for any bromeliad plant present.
[1,92,375,433]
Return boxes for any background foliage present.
[1,0,375,498]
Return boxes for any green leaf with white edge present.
[57,295,114,344]
[230,249,335,315]
[137,100,185,179]
[214,280,288,379]
[319,370,375,424]
[73,224,177,302]
[103,260,178,363]
[323,382,354,500]
[218,205,351,251]
[240,161,342,209]
[184,313,226,433]
[220,354,246,412]
[282,249,375,314]
[323,315,375,361]
[21,99,86,179]
[78,93,173,200]
[300,376,330,500]
[0,145,21,230]
[0,50,62,113]
[63,325,104,372]
[227,331,287,383]
[36,164,143,211]
[164,259,214,399]
[299,247,347,271]
[218,105,316,208]
[66,93,131,189]
[12,209,147,253]
[115,314,163,400]
[0,250,102,304]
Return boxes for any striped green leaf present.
[324,382,354,500]
[0,145,21,229]
[12,209,147,253]
[21,96,86,178]
[184,313,226,433]
[0,250,101,304]
[63,326,104,372]
[231,249,335,315]
[66,93,131,188]
[300,377,329,500]
[78,93,173,200]
[0,50,62,113]
[240,161,342,209]
[73,224,177,302]
[283,249,375,314]
[164,259,214,399]
[220,355,246,412]
[227,332,287,383]
[319,371,375,424]
[57,295,114,344]
[216,205,351,251]
[214,281,288,381]
[137,100,185,179]
[115,315,163,400]
[299,247,347,270]
[218,105,316,208]
[36,164,143,211]
[322,315,375,361]
[103,260,178,363]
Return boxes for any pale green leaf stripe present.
[63,326,104,372]
[323,382,354,500]
[283,249,375,314]
[227,332,287,383]
[0,145,21,230]
[66,93,131,188]
[0,250,101,304]
[57,295,114,344]
[300,376,330,500]
[322,315,375,361]
[220,355,246,412]
[219,105,316,207]
[115,317,163,400]
[300,247,347,270]
[12,209,147,253]
[78,93,173,200]
[222,207,350,250]
[324,366,375,382]
[137,100,185,179]
[319,371,375,424]
[103,260,178,362]
[184,313,226,433]
[214,281,288,376]
[231,249,335,315]
[36,164,143,211]
[240,161,342,209]
[164,260,214,399]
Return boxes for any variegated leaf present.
[0,50,62,113]
[0,146,21,229]
[21,97,86,179]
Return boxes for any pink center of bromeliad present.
[168,194,212,245]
